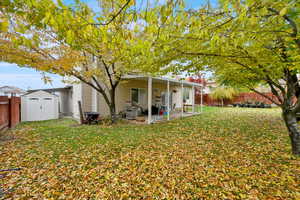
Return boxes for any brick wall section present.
[196,92,279,106]
[0,96,21,131]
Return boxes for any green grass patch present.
[1,107,299,199]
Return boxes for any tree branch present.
[71,71,111,106]
[176,49,251,58]
[101,59,114,88]
[91,0,131,26]
[249,87,281,106]
[266,80,284,104]
[268,7,300,49]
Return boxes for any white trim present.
[167,80,170,121]
[122,75,202,87]
[201,86,203,113]
[181,82,184,117]
[192,85,195,113]
[148,77,152,124]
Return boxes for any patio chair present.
[84,112,100,125]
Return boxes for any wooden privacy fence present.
[0,96,21,132]
[195,92,278,106]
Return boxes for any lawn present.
[1,107,299,199]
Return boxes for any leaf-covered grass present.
[1,107,299,199]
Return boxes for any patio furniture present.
[125,106,140,120]
[183,104,192,112]
[84,112,100,124]
[296,113,300,121]
[264,104,271,108]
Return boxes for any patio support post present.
[148,77,152,124]
[167,80,170,121]
[192,85,195,113]
[181,82,184,117]
[201,85,203,113]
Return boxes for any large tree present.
[142,0,300,155]
[0,0,145,123]
[210,87,238,107]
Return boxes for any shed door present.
[26,97,57,121]
[27,97,42,121]
[41,97,55,120]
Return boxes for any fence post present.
[0,96,9,132]
[9,97,21,128]
[8,98,11,128]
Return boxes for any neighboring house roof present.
[206,81,217,86]
[0,86,26,95]
[122,75,203,87]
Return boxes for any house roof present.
[122,75,203,87]
[0,86,26,94]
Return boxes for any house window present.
[183,88,190,103]
[131,88,139,104]
[161,92,173,107]
[131,88,146,105]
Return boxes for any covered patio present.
[122,75,203,124]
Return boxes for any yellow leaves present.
[249,16,258,26]
[279,7,288,16]
[66,30,74,44]
[42,11,52,24]
[127,0,136,6]
[0,19,8,32]
[0,0,10,7]
[1,109,300,199]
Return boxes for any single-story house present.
[73,75,203,124]
[23,75,203,123]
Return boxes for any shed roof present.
[27,86,72,93]
[22,90,58,97]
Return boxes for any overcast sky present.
[0,0,217,90]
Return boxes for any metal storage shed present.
[21,90,59,122]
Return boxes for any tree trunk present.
[282,109,300,156]
[109,104,117,123]
[109,87,117,124]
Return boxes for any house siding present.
[98,80,192,117]
[98,92,110,117]
[73,79,194,119]
[82,83,93,112]
[58,90,73,116]
[72,82,82,120]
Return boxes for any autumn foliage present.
[1,108,299,199]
